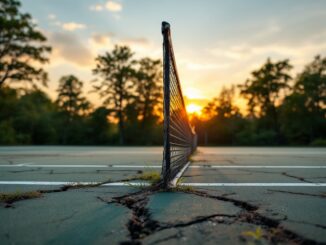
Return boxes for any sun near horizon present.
[184,87,205,116]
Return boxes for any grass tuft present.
[0,191,42,204]
[137,171,161,185]
[241,227,263,241]
[173,184,195,192]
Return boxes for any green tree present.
[280,93,310,144]
[215,86,240,120]
[86,107,115,144]
[135,58,162,125]
[200,86,243,145]
[130,58,162,144]
[295,55,326,113]
[0,0,51,88]
[14,90,57,144]
[0,86,18,144]
[56,75,91,118]
[0,85,18,121]
[239,58,292,142]
[280,55,326,144]
[56,75,91,144]
[93,45,135,145]
[240,58,292,117]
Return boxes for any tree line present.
[0,0,163,145]
[192,56,326,146]
[0,0,325,146]
[0,45,163,145]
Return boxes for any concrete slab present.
[148,192,240,223]
[0,187,135,244]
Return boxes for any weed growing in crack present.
[241,227,263,242]
[0,191,42,205]
[172,177,195,192]
[0,179,114,207]
[175,185,195,192]
[135,171,161,185]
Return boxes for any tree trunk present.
[118,93,124,145]
[118,111,124,145]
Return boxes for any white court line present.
[170,161,191,187]
[1,164,326,169]
[181,183,326,187]
[0,164,110,168]
[0,181,325,187]
[191,165,326,169]
[0,164,162,168]
[0,181,149,186]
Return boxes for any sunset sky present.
[21,0,326,113]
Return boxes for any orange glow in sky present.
[184,87,206,116]
[19,1,326,110]
[184,87,203,99]
[186,103,202,115]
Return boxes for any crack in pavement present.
[237,168,279,175]
[100,187,238,244]
[8,168,42,173]
[182,189,323,245]
[267,189,326,199]
[0,172,155,207]
[46,210,79,228]
[160,213,236,229]
[309,176,326,180]
[286,219,326,230]
[1,173,325,244]
[108,187,161,244]
[282,172,314,183]
[98,185,324,245]
[0,178,134,207]
[147,231,182,245]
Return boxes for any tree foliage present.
[1,55,325,146]
[93,46,135,144]
[239,59,292,117]
[56,75,91,118]
[193,56,326,146]
[280,55,326,144]
[0,0,51,88]
[93,46,163,145]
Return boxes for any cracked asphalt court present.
[0,146,325,244]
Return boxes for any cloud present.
[31,18,38,24]
[89,1,122,19]
[89,33,113,52]
[48,14,56,20]
[120,37,149,46]
[88,33,158,58]
[62,22,86,31]
[210,41,326,66]
[90,4,104,11]
[118,37,157,55]
[92,33,112,46]
[207,16,326,79]
[50,32,93,67]
[185,62,230,71]
[106,1,122,12]
[210,45,252,61]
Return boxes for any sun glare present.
[184,88,202,99]
[186,103,202,115]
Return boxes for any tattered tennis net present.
[161,22,197,187]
